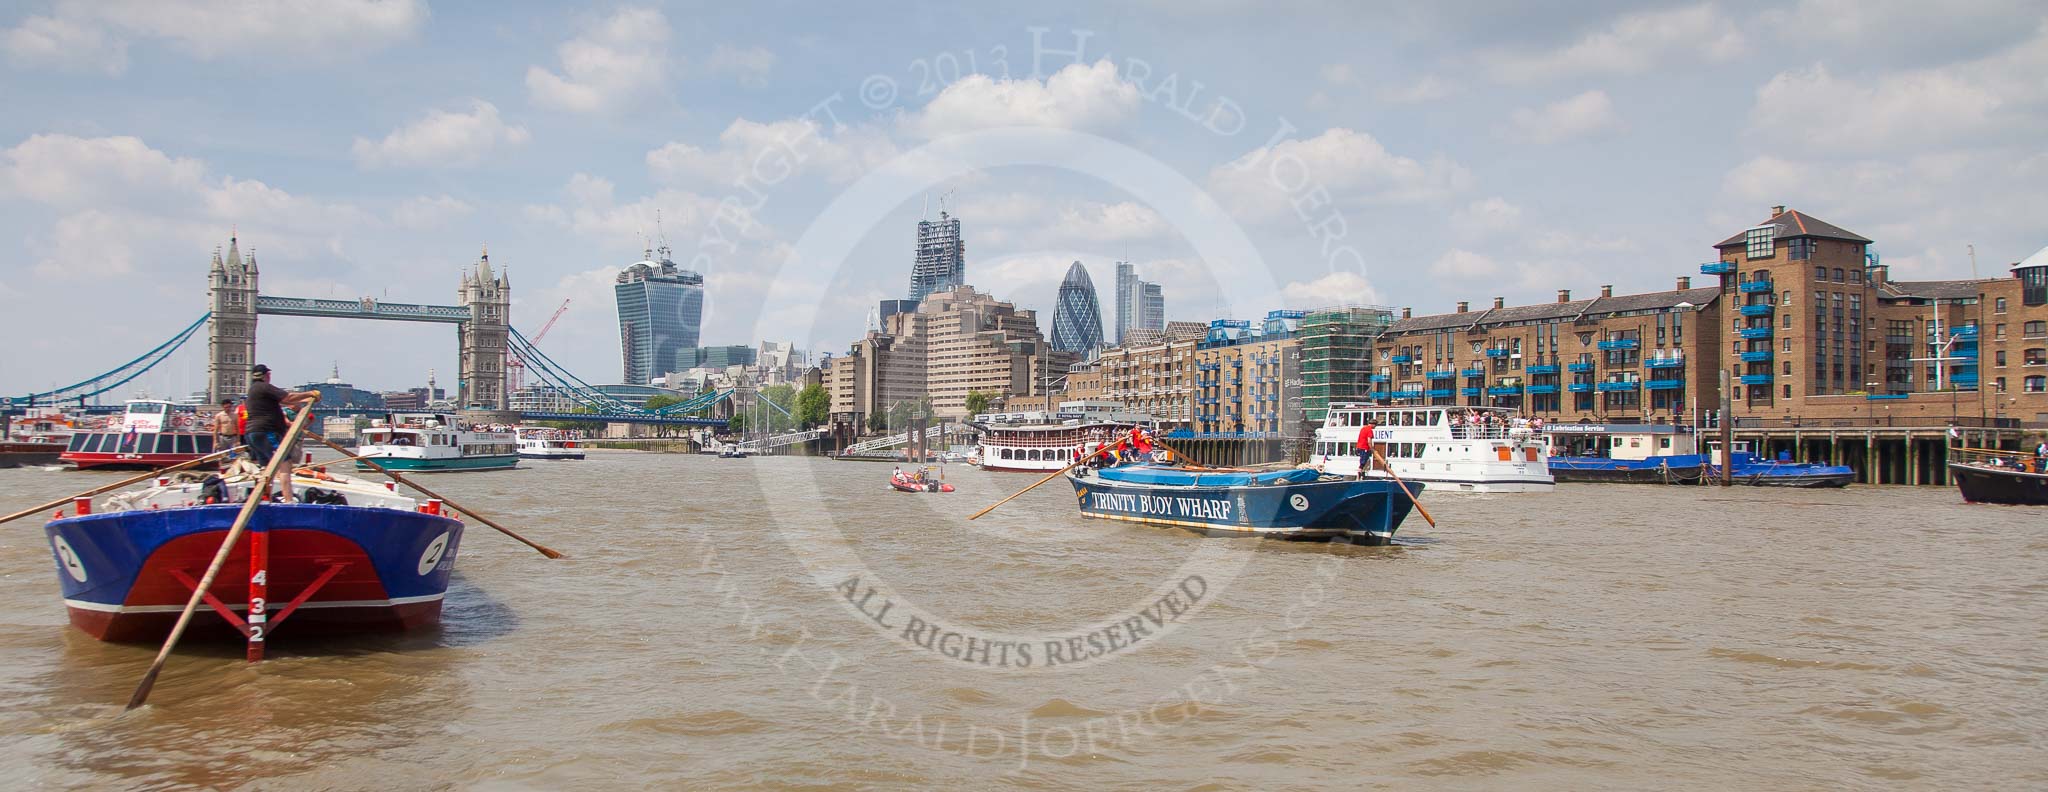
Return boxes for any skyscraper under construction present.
[908,211,965,302]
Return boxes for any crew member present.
[243,364,321,503]
[208,398,238,456]
[1356,419,1378,478]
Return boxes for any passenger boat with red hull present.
[43,470,462,643]
[973,400,1157,473]
[2,408,79,468]
[60,399,219,470]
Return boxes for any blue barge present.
[1067,465,1421,544]
[1545,424,1851,487]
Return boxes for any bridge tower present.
[458,248,510,410]
[207,235,259,403]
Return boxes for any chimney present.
[1401,307,1412,319]
[1557,289,1571,303]
[1676,276,1691,290]
[1492,296,1505,309]
[1770,205,1786,216]
[1600,284,1614,298]
[1456,301,1469,313]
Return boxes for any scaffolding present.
[1300,305,1395,423]
[909,211,965,302]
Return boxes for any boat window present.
[152,435,174,454]
[67,435,86,451]
[1001,448,1012,460]
[176,435,196,454]
[1659,438,1671,449]
[198,435,215,453]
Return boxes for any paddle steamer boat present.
[60,400,219,470]
[974,400,1157,473]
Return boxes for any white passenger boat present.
[972,400,1157,473]
[516,427,586,460]
[1308,404,1553,493]
[356,412,518,472]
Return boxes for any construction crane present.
[507,298,571,393]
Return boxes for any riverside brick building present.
[1363,207,2047,484]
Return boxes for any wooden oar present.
[968,430,1133,520]
[126,409,313,710]
[0,445,246,527]
[306,432,565,559]
[1371,449,1436,528]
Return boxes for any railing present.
[1700,261,1735,274]
[1526,384,1560,395]
[1448,425,1520,440]
[1733,416,2019,429]
[1391,354,1415,363]
[1739,327,1775,339]
[1425,388,1454,398]
[1596,380,1640,392]
[1484,348,1511,358]
[1739,280,1775,293]
[1526,364,1560,375]
[1646,354,1685,368]
[1567,361,1595,373]
[843,425,947,454]
[1596,338,1639,350]
[736,428,827,452]
[1427,370,1457,379]
[1460,368,1486,378]
[1739,350,1774,363]
[1568,383,1593,393]
[1486,386,1523,396]
[1646,379,1684,390]
[1739,374,1774,385]
[1459,387,1482,397]
[1739,304,1775,317]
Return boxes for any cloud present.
[1432,248,1500,278]
[1757,0,2045,64]
[1,0,424,74]
[1747,58,2018,154]
[1319,63,1356,86]
[1382,75,1456,104]
[1452,197,1524,234]
[1281,270,1379,309]
[352,100,530,169]
[1206,128,1471,221]
[526,6,671,114]
[646,117,900,187]
[1053,201,1168,243]
[523,173,772,255]
[391,195,475,230]
[905,59,1142,138]
[0,133,206,206]
[1502,90,1622,144]
[1482,3,1742,83]
[704,44,775,87]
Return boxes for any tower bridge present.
[3,236,726,428]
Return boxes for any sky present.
[2,0,2044,397]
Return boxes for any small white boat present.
[516,428,585,460]
[357,412,518,473]
[1309,404,1553,493]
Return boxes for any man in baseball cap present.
[244,364,321,502]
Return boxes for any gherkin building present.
[1050,260,1104,353]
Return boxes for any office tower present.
[1050,261,1105,353]
[614,244,705,385]
[908,211,965,302]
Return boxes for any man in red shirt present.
[1356,420,1377,477]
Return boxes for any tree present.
[866,410,887,433]
[642,394,682,437]
[964,390,992,417]
[759,384,798,433]
[795,383,829,428]
[726,412,748,435]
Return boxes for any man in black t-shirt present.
[244,364,321,502]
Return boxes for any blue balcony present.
[1952,373,1980,386]
[1567,382,1594,393]
[1739,326,1774,339]
[1596,338,1639,351]
[1952,346,1979,360]
[1646,379,1684,390]
[1427,369,1456,380]
[1645,355,1684,368]
[1526,364,1560,375]
[1368,390,1390,400]
[1198,363,1219,371]
[1425,388,1454,398]
[1526,384,1560,395]
[1391,354,1415,363]
[1596,380,1640,392]
[1567,361,1595,373]
[1739,374,1774,385]
[1486,386,1523,397]
[1484,348,1511,358]
[1369,373,1390,383]
[1738,280,1775,293]
[1700,261,1736,275]
[1739,350,1773,363]
[1866,393,1909,400]
[1951,325,1980,338]
[1459,387,1482,397]
[1391,389,1424,400]
[1739,303,1775,317]
[1461,367,1485,378]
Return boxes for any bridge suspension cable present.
[505,327,731,420]
[13,313,210,405]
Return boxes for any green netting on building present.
[1301,306,1394,423]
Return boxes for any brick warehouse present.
[1366,207,2048,484]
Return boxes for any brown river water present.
[0,451,2043,790]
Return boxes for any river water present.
[0,452,2043,790]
